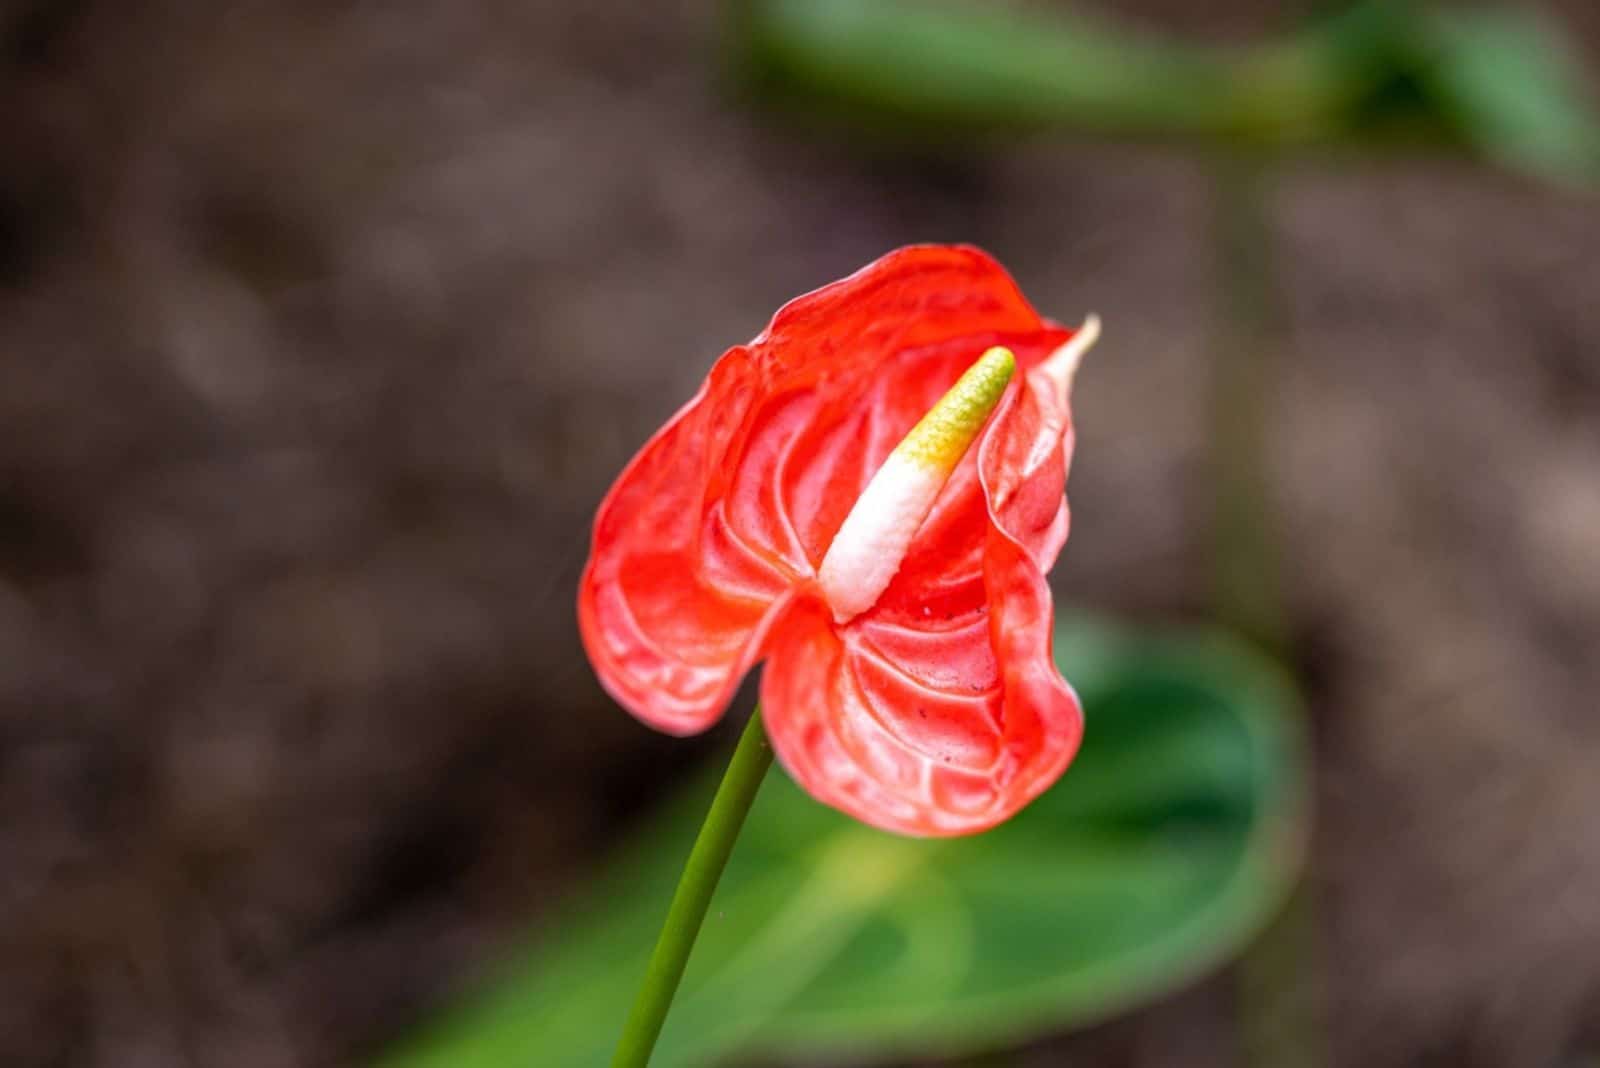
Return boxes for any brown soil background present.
[1,2,1597,1066]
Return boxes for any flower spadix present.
[819,346,1015,623]
[579,246,1098,836]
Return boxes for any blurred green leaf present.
[378,618,1308,1067]
[728,0,1600,184]
[728,0,1370,144]
[1417,8,1600,183]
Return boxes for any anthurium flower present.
[579,245,1097,836]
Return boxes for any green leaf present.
[731,0,1242,139]
[377,617,1309,1067]
[727,0,1421,149]
[1417,9,1600,183]
[728,0,1600,184]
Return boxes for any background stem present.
[610,708,775,1068]
[1208,154,1329,1068]
[1210,152,1287,658]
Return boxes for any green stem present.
[1210,152,1287,658]
[1208,155,1328,1068]
[610,707,775,1068]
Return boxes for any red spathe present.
[578,245,1085,836]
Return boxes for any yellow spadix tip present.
[895,346,1015,472]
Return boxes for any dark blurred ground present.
[0,2,1597,1066]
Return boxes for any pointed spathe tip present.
[1038,314,1101,395]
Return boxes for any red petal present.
[576,391,794,734]
[761,529,1081,836]
[745,245,1071,570]
[580,245,1066,738]
[759,325,1086,836]
[582,245,1084,833]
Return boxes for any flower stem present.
[610,706,774,1068]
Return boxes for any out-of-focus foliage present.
[378,618,1308,1067]
[1418,9,1600,181]
[729,0,1600,183]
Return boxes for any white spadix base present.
[817,453,944,622]
[815,319,1098,625]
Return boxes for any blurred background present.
[1,1,1597,1066]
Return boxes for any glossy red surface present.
[578,245,1084,835]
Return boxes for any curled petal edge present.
[757,368,1085,836]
